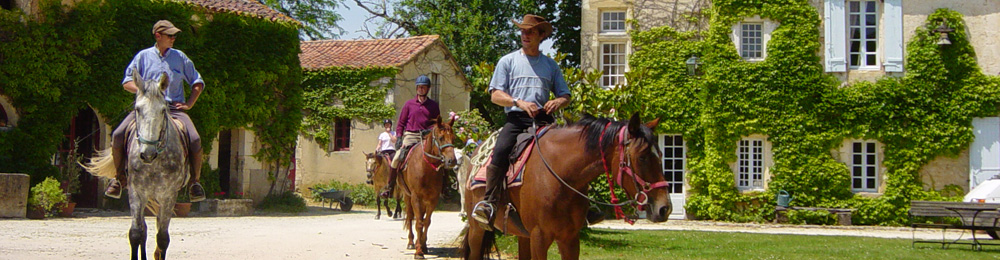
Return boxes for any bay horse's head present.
[619,113,671,222]
[132,70,171,164]
[424,116,458,169]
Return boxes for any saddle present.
[468,125,553,190]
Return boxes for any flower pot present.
[26,207,46,219]
[58,202,76,218]
[174,202,192,217]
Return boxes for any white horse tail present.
[82,148,117,179]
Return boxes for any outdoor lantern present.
[932,21,954,46]
[685,55,702,76]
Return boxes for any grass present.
[492,228,1000,259]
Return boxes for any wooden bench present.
[909,200,1000,250]
[774,206,854,226]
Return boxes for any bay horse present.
[364,151,403,219]
[399,117,458,259]
[461,113,672,260]
[84,71,189,260]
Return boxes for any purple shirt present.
[396,97,440,137]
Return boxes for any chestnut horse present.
[365,152,403,219]
[461,113,672,260]
[399,117,458,259]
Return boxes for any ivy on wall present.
[300,67,397,149]
[621,0,1000,225]
[0,0,302,185]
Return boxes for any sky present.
[335,3,556,55]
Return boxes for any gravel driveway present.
[1,206,979,260]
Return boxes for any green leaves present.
[300,67,397,149]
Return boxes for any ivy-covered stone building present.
[581,0,1000,224]
[296,35,471,189]
[0,0,302,207]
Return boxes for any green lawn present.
[492,228,1000,259]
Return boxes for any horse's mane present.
[570,114,657,153]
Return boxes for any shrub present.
[28,177,66,216]
[256,191,307,213]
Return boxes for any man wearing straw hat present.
[472,14,572,229]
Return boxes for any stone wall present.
[0,173,29,218]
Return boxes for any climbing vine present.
[300,67,397,149]
[620,1,1000,225]
[0,0,302,185]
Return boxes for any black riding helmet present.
[382,119,392,127]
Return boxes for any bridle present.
[421,128,455,171]
[134,102,170,154]
[534,121,669,212]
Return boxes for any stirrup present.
[472,201,495,231]
[104,179,123,199]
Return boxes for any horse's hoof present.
[375,215,380,220]
[414,253,424,259]
[406,244,415,250]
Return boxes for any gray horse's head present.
[133,70,170,164]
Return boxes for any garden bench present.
[909,200,1000,250]
[774,206,854,226]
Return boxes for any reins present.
[532,121,669,223]
[134,105,170,154]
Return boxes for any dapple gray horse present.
[84,71,188,260]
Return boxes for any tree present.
[353,0,581,126]
[260,0,345,40]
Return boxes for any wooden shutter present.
[824,0,847,72]
[882,0,904,72]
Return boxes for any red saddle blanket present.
[467,125,552,190]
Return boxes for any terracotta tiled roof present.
[179,0,298,24]
[299,35,441,70]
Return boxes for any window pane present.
[850,1,859,12]
[866,28,876,39]
[866,1,876,11]
[850,54,860,66]
[865,14,876,26]
[850,14,860,26]
[866,142,876,152]
[866,41,877,52]
[866,55,877,66]
[850,41,861,52]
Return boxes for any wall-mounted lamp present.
[931,21,954,46]
[685,55,702,76]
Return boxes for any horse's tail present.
[82,148,116,179]
[459,225,471,259]
[146,199,162,216]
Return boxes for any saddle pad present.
[468,125,552,190]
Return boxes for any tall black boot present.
[472,165,504,229]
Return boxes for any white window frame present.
[601,11,627,33]
[847,0,880,70]
[600,43,627,88]
[737,138,765,191]
[739,23,763,60]
[731,17,777,62]
[660,134,685,194]
[851,140,879,193]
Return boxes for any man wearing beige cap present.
[472,14,571,229]
[105,20,207,202]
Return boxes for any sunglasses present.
[161,32,177,39]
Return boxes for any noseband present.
[134,106,169,154]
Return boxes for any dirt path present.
[2,206,980,260]
[0,206,467,260]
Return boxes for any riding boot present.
[104,144,127,199]
[473,165,504,229]
[188,153,206,202]
[381,167,398,198]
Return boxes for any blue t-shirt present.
[122,45,205,104]
[488,50,570,113]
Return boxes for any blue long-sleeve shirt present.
[122,45,204,104]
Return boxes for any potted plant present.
[174,187,192,217]
[58,142,83,217]
[27,177,67,219]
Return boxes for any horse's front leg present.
[128,193,148,260]
[517,236,532,260]
[153,201,174,260]
[530,230,554,260]
[555,235,581,260]
[375,196,382,220]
